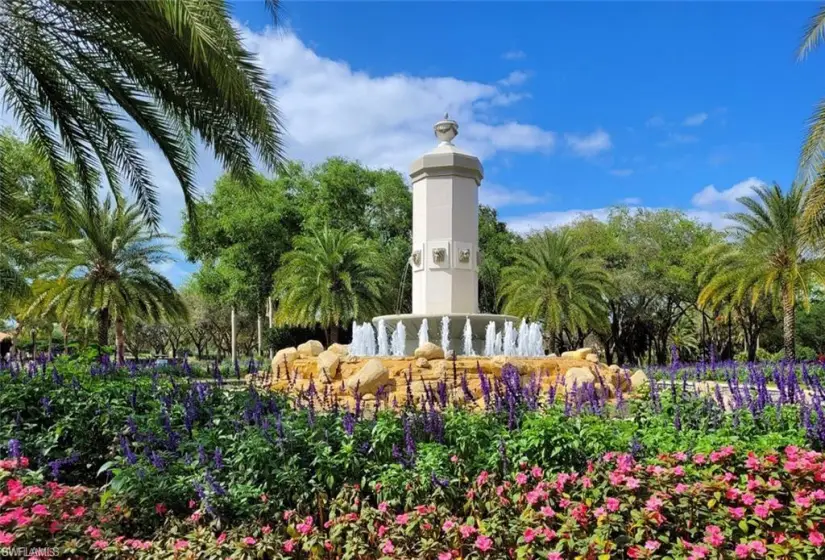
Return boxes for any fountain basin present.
[372,313,520,355]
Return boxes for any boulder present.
[564,366,595,390]
[317,350,341,381]
[585,353,600,363]
[630,369,648,390]
[297,340,324,358]
[272,347,298,373]
[561,347,592,360]
[328,343,349,356]
[414,342,445,360]
[604,367,631,392]
[345,359,389,394]
[415,357,430,369]
[608,364,621,373]
[548,353,558,358]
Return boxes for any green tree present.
[499,229,611,352]
[26,197,187,363]
[478,205,521,314]
[699,183,825,360]
[274,227,387,344]
[0,0,283,226]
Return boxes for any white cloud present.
[646,115,665,127]
[683,112,708,127]
[610,169,634,177]
[505,176,765,235]
[498,70,529,87]
[502,50,526,60]
[691,177,766,207]
[565,129,612,157]
[660,132,698,146]
[479,183,544,208]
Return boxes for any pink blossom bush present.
[6,447,825,558]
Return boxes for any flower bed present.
[3,447,825,559]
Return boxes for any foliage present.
[500,229,611,351]
[699,183,825,360]
[24,197,188,362]
[274,227,388,343]
[0,0,283,226]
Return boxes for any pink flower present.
[705,525,725,547]
[450,455,458,463]
[395,513,409,525]
[262,525,272,535]
[581,476,593,488]
[523,527,536,543]
[754,504,770,519]
[540,506,556,517]
[216,533,227,545]
[439,553,452,560]
[809,530,825,547]
[673,466,686,477]
[31,504,49,516]
[296,516,314,535]
[92,540,109,549]
[242,537,256,546]
[625,477,640,490]
[605,497,620,512]
[548,554,563,560]
[378,525,388,538]
[693,453,707,465]
[735,544,750,559]
[474,534,493,552]
[531,466,543,478]
[645,496,663,511]
[154,503,167,515]
[378,502,388,513]
[381,540,395,555]
[0,532,14,545]
[645,540,660,551]
[476,471,489,486]
[748,540,767,555]
[674,483,689,494]
[728,507,746,520]
[173,540,189,551]
[442,519,455,532]
[459,525,477,538]
[283,539,296,553]
[515,472,528,485]
[741,493,756,506]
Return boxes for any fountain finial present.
[434,113,458,145]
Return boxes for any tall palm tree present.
[698,183,825,360]
[796,6,825,234]
[274,227,386,344]
[499,230,611,352]
[25,197,187,363]
[0,0,283,227]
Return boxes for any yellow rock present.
[345,359,390,394]
[297,340,324,358]
[316,350,341,381]
[327,343,349,356]
[272,347,298,374]
[414,342,445,360]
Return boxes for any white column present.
[409,115,482,315]
[267,296,273,360]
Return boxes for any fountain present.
[463,317,475,356]
[377,319,389,356]
[483,321,496,357]
[502,321,517,356]
[372,114,520,354]
[390,321,406,357]
[440,316,451,355]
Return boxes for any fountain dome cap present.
[410,114,483,185]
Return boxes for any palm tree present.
[0,0,283,227]
[273,227,386,344]
[25,197,187,363]
[698,183,825,360]
[499,230,611,352]
[796,6,825,234]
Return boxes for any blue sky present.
[151,2,825,282]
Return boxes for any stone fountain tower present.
[372,115,516,354]
[410,114,481,315]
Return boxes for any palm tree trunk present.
[115,316,125,365]
[61,321,69,355]
[330,323,340,344]
[98,307,110,347]
[782,285,796,361]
